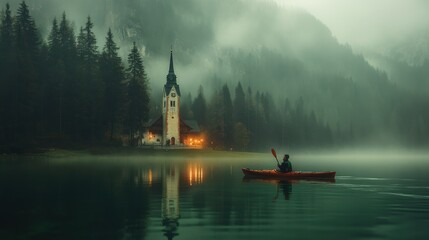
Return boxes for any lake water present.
[1,151,429,239]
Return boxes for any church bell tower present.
[162,50,181,146]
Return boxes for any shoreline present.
[2,143,429,160]
[0,145,263,159]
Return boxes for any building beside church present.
[142,50,203,148]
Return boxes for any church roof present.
[144,116,163,134]
[145,116,200,133]
[144,117,161,127]
[183,120,200,133]
[164,84,181,97]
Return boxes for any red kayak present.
[242,168,336,179]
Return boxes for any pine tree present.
[58,12,77,138]
[59,12,76,61]
[207,89,224,149]
[76,16,102,140]
[14,1,40,57]
[232,83,249,150]
[259,92,276,147]
[207,84,245,150]
[0,3,14,143]
[233,82,246,124]
[281,98,292,147]
[76,27,85,62]
[253,91,263,147]
[125,42,150,145]
[44,18,64,136]
[180,92,193,119]
[222,84,233,149]
[13,1,41,141]
[245,86,256,147]
[192,85,207,129]
[0,4,13,60]
[47,18,60,61]
[100,28,125,140]
[233,122,250,150]
[79,17,98,69]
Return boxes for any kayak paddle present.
[271,148,280,165]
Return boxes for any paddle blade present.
[271,148,277,159]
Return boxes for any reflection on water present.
[162,166,180,240]
[277,181,293,200]
[242,177,294,200]
[154,162,205,239]
[242,177,336,201]
[188,163,204,186]
[1,154,429,240]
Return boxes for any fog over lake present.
[1,152,428,239]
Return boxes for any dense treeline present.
[180,83,333,151]
[0,2,150,148]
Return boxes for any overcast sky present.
[275,0,429,49]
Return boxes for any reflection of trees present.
[186,173,292,226]
[0,162,151,239]
[185,168,279,226]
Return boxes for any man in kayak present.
[278,154,292,173]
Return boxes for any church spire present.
[166,48,177,84]
[169,49,175,74]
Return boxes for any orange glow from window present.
[185,137,205,146]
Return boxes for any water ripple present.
[380,192,429,199]
[336,176,414,181]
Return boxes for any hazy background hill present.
[1,0,428,147]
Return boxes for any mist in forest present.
[1,0,428,151]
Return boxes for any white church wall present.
[164,86,181,145]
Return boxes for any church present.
[141,50,203,148]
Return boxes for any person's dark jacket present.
[278,161,292,173]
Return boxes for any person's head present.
[283,154,289,161]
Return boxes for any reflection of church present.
[162,166,180,240]
[142,50,203,147]
[160,164,204,239]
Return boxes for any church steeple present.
[167,49,177,84]
[165,48,180,96]
[169,50,175,75]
